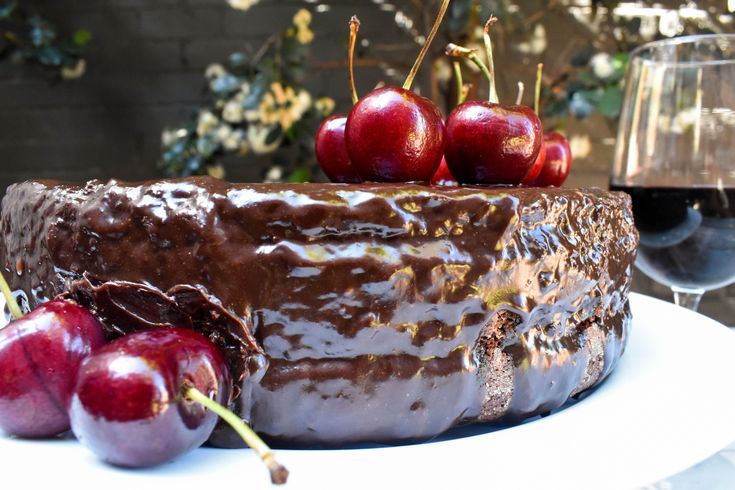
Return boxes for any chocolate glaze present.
[0,177,638,445]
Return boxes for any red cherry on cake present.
[315,115,360,183]
[443,19,542,185]
[522,140,546,185]
[532,131,572,187]
[70,328,288,484]
[347,87,445,182]
[522,63,573,187]
[431,157,458,186]
[445,102,542,185]
[0,292,105,438]
[316,17,361,183]
[344,0,450,183]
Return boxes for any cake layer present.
[0,178,638,445]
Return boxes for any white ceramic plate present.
[2,293,735,490]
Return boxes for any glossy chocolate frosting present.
[0,178,638,445]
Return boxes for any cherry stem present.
[0,270,22,321]
[515,81,524,105]
[452,61,466,105]
[446,43,495,103]
[402,0,451,91]
[462,82,472,104]
[348,15,360,105]
[483,15,499,103]
[534,62,543,115]
[185,386,289,485]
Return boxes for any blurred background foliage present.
[159,0,735,181]
[1,0,733,182]
[0,1,90,80]
[158,9,335,182]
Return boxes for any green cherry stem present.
[446,43,495,101]
[0,269,23,320]
[534,62,544,114]
[185,386,289,485]
[452,61,466,105]
[348,15,360,105]
[403,0,451,91]
[483,15,499,103]
[515,81,525,106]
[461,82,472,104]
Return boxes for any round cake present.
[0,177,638,445]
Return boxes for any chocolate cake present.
[0,177,638,446]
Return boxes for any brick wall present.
[0,0,427,188]
[1,0,734,323]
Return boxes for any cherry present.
[521,64,547,185]
[444,19,543,185]
[522,141,546,185]
[531,131,572,187]
[431,158,457,186]
[523,64,573,187]
[69,328,288,484]
[315,115,360,183]
[0,272,105,438]
[315,17,361,183]
[445,101,542,185]
[347,87,445,182]
[345,0,450,182]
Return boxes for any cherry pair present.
[315,5,449,184]
[315,10,571,187]
[0,274,287,484]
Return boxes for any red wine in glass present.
[610,185,735,291]
[611,34,735,310]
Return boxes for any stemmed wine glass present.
[611,34,735,311]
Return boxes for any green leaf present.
[72,29,92,47]
[288,167,311,183]
[598,86,623,118]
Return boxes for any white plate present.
[2,293,735,490]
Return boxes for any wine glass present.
[611,34,735,311]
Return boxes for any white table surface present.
[646,323,735,490]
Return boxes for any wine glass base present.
[671,286,705,311]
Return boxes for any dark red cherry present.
[445,101,543,185]
[70,328,288,483]
[430,157,458,186]
[0,299,105,438]
[533,131,572,187]
[522,140,546,185]
[69,328,231,467]
[315,115,361,183]
[345,86,445,182]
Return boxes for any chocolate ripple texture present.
[0,178,638,446]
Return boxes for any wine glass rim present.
[631,34,735,67]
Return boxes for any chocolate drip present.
[65,274,263,391]
[0,177,638,445]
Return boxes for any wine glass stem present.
[671,286,705,311]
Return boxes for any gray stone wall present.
[1,0,734,323]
